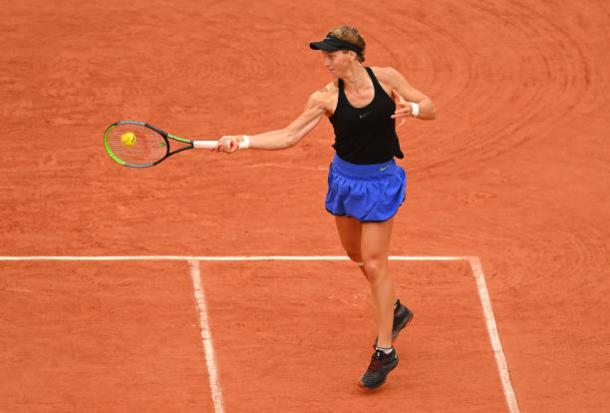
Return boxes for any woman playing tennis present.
[217,25,436,390]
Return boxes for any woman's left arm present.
[380,67,437,120]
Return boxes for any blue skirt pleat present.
[325,154,407,222]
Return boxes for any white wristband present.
[240,135,250,149]
[409,102,420,118]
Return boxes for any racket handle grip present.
[193,139,250,149]
[193,140,218,149]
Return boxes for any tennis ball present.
[121,132,136,146]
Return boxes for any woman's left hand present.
[391,90,412,128]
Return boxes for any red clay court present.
[1,1,609,412]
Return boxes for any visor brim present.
[309,41,342,52]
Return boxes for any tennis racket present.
[103,120,248,168]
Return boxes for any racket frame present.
[104,120,218,168]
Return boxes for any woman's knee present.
[362,258,388,280]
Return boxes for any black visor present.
[309,35,362,53]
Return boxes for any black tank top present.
[329,67,404,164]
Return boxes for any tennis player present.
[217,25,436,390]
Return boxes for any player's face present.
[323,51,352,77]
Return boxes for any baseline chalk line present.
[0,255,467,261]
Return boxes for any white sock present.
[375,346,393,355]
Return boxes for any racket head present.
[104,121,170,168]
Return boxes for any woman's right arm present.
[216,89,330,153]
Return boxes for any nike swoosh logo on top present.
[379,165,391,171]
[359,112,370,119]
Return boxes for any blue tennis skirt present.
[325,154,407,222]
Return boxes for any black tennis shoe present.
[374,299,414,347]
[358,347,399,390]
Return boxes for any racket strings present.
[106,125,167,166]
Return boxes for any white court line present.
[468,257,521,413]
[0,255,467,261]
[188,260,224,413]
[0,254,519,412]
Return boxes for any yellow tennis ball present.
[121,132,136,146]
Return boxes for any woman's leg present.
[334,216,366,277]
[360,218,395,348]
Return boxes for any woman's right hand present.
[215,135,242,153]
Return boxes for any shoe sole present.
[357,356,400,391]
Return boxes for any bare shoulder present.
[311,81,338,101]
[373,66,432,108]
[307,81,338,112]
[370,66,407,85]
